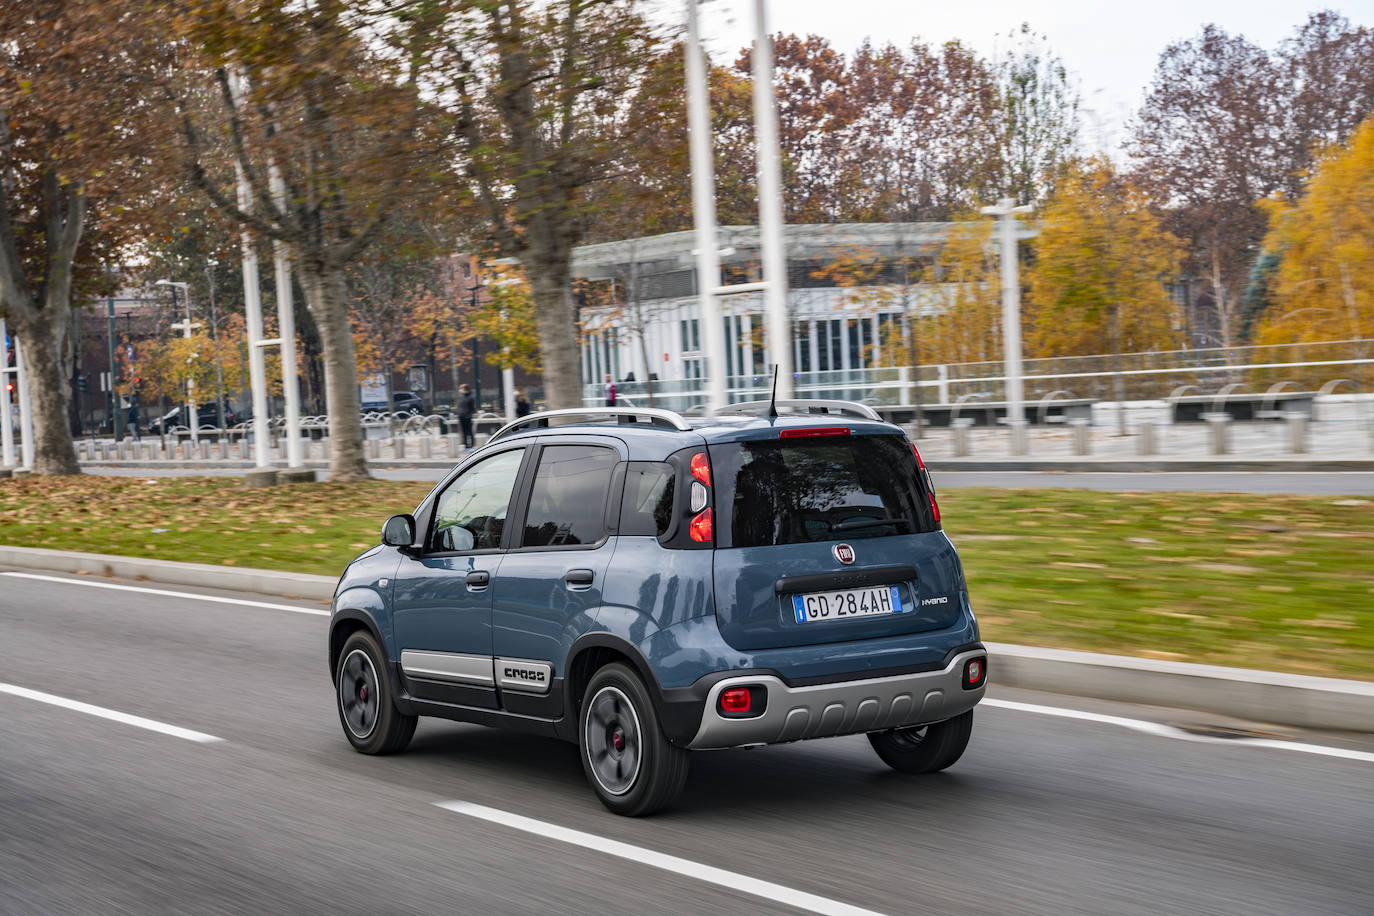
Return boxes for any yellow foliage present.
[1257,115,1374,346]
[1026,158,1183,357]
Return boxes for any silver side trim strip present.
[400,649,495,686]
[496,658,554,695]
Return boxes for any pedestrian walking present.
[604,373,616,407]
[126,394,141,441]
[515,389,532,418]
[457,383,476,449]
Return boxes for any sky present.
[690,0,1374,152]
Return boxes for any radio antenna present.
[767,363,780,418]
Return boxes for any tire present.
[335,631,417,755]
[579,663,689,816]
[868,710,973,774]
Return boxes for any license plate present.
[791,585,904,624]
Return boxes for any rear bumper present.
[687,648,986,749]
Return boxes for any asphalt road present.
[83,464,1374,493]
[3,570,1372,915]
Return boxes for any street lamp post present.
[980,197,1033,456]
[159,279,200,447]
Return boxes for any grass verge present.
[1,476,1371,680]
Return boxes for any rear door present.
[709,430,960,651]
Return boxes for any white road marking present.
[0,682,223,743]
[436,801,887,916]
[983,698,1374,764]
[0,572,329,616]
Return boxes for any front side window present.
[521,445,619,548]
[431,448,525,551]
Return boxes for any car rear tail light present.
[719,687,751,714]
[964,657,986,689]
[912,442,941,523]
[689,507,713,543]
[690,451,711,486]
[780,426,851,438]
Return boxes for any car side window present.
[521,445,619,548]
[431,448,526,552]
[619,462,676,539]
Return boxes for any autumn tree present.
[1027,159,1183,427]
[920,216,1003,368]
[0,1,168,474]
[167,0,446,480]
[431,0,667,410]
[1131,25,1288,349]
[1255,115,1374,352]
[995,24,1081,206]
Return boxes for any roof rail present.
[488,406,693,443]
[714,399,884,422]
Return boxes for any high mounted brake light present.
[779,426,850,439]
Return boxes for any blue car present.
[329,401,986,815]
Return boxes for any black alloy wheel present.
[868,709,973,774]
[335,630,417,755]
[579,663,689,816]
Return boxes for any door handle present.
[466,570,490,589]
[564,569,594,589]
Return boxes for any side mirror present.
[381,514,416,548]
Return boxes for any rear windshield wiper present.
[830,515,913,532]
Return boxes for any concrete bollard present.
[448,434,462,458]
[952,419,974,458]
[1006,418,1029,457]
[1284,412,1308,454]
[1203,412,1230,455]
[419,437,433,459]
[1137,421,1158,456]
[198,440,210,460]
[366,438,380,460]
[218,440,231,460]
[1069,418,1091,456]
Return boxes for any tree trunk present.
[297,257,369,481]
[10,311,80,474]
[526,257,582,410]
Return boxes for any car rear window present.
[711,434,937,548]
[620,462,676,538]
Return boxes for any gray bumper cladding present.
[689,650,987,750]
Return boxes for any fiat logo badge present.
[833,543,856,565]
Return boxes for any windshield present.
[711,434,938,548]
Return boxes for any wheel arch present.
[563,633,664,741]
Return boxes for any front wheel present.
[869,710,973,774]
[579,663,689,816]
[335,631,417,755]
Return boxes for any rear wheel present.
[869,710,973,774]
[336,631,417,755]
[579,663,689,816]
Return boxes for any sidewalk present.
[2,544,1370,734]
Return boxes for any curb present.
[0,545,336,602]
[2,545,1370,733]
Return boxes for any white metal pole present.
[269,164,303,469]
[502,366,516,421]
[230,71,271,469]
[751,0,793,399]
[686,0,727,411]
[15,336,34,469]
[981,197,1032,456]
[0,318,15,467]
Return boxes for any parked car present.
[328,401,986,815]
[390,391,424,414]
[145,402,239,434]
